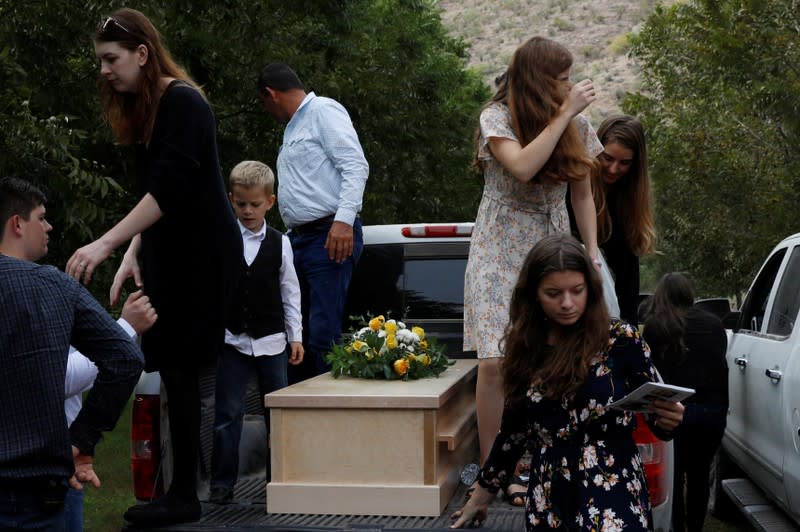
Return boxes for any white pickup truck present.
[127,223,673,531]
[710,232,800,531]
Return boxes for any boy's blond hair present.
[229,160,275,194]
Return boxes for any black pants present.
[672,403,726,532]
[161,367,201,500]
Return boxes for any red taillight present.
[632,413,668,506]
[131,394,163,501]
[401,224,473,238]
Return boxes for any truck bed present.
[124,476,526,531]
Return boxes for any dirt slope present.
[437,0,667,124]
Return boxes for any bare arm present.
[109,235,143,306]
[66,193,162,286]
[489,79,597,182]
[570,176,599,261]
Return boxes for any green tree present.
[625,0,800,298]
[0,0,488,302]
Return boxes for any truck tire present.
[708,448,740,518]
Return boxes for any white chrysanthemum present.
[397,321,406,329]
[396,329,416,344]
[378,330,386,338]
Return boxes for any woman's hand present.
[562,79,597,118]
[110,250,143,306]
[66,239,113,286]
[652,399,685,432]
[450,484,493,529]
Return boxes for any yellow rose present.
[419,339,428,350]
[352,340,366,352]
[365,348,375,360]
[412,326,425,340]
[384,321,398,335]
[369,315,385,331]
[393,358,409,376]
[386,334,398,350]
[407,353,417,362]
[418,354,431,366]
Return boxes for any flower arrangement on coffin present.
[326,315,454,380]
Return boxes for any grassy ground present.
[83,398,136,532]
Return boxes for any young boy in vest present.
[209,161,304,504]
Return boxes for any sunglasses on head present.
[98,16,132,35]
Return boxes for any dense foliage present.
[0,0,488,303]
[626,0,800,298]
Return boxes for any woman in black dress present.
[643,273,728,532]
[67,8,241,527]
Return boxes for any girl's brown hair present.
[474,36,597,184]
[594,115,656,256]
[501,233,610,407]
[643,272,694,365]
[94,8,200,144]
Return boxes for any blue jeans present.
[63,488,82,532]
[211,344,289,490]
[288,219,363,383]
[0,484,66,531]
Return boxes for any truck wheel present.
[708,448,740,518]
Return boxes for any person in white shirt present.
[63,290,156,531]
[257,63,367,384]
[209,160,303,505]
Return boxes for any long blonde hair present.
[474,37,596,184]
[595,115,656,256]
[94,8,201,144]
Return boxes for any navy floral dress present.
[478,321,670,531]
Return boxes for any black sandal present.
[503,475,528,507]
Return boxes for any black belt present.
[291,215,336,236]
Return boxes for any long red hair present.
[94,8,200,144]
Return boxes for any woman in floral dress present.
[452,234,684,531]
[463,36,603,502]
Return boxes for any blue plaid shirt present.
[277,92,369,228]
[0,255,143,482]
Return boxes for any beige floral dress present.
[463,103,603,357]
[478,321,670,531]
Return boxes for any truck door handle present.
[734,357,748,368]
[765,368,783,381]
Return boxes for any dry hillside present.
[437,0,668,124]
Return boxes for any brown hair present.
[0,177,47,244]
[643,272,694,365]
[595,115,656,255]
[474,36,596,184]
[502,233,610,406]
[94,8,200,144]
